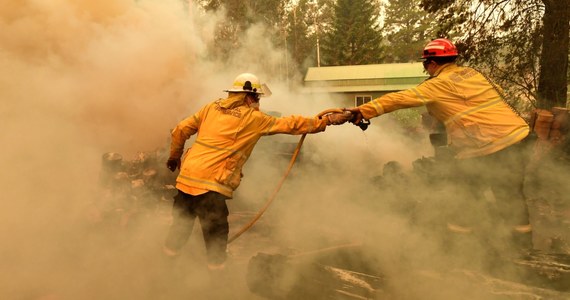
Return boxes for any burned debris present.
[244,107,570,299]
[91,107,570,299]
[95,150,177,228]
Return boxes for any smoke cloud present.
[1,1,557,299]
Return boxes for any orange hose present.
[228,108,345,244]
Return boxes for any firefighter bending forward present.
[163,73,352,270]
[346,39,534,253]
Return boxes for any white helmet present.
[224,73,270,96]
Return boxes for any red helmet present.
[422,38,458,59]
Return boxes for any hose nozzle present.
[357,119,370,131]
[348,112,370,131]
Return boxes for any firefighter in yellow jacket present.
[163,73,352,269]
[347,39,534,252]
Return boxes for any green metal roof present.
[305,84,422,93]
[303,62,428,93]
[305,62,427,81]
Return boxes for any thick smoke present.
[0,1,550,299]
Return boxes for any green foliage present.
[419,0,570,111]
[195,0,338,85]
[192,0,568,103]
[322,0,384,66]
[390,108,422,128]
[286,1,313,69]
[382,0,438,63]
[285,0,334,77]
[196,0,285,62]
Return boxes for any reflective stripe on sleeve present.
[264,118,277,135]
[411,87,429,105]
[370,99,384,115]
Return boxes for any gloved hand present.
[344,107,363,125]
[166,158,181,172]
[326,110,353,125]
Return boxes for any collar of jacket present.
[432,62,456,78]
[218,93,247,109]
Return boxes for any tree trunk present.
[537,0,570,109]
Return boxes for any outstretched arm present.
[261,109,353,135]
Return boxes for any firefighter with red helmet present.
[346,38,534,254]
[163,73,352,270]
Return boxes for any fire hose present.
[228,108,369,244]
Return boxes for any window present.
[355,95,372,106]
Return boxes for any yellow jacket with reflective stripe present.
[170,94,328,198]
[358,63,529,159]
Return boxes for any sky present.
[1,1,562,299]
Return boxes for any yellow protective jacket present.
[170,94,328,198]
[358,63,529,159]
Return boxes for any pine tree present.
[285,0,334,71]
[197,0,285,62]
[322,0,383,66]
[382,0,437,63]
[421,0,569,109]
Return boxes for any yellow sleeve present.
[358,80,443,119]
[169,108,204,159]
[261,114,327,136]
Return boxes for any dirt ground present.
[12,146,568,300]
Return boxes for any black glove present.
[166,158,181,172]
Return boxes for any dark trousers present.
[165,191,229,264]
[448,136,534,231]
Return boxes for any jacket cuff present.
[319,115,331,126]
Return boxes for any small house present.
[303,62,428,107]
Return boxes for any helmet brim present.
[420,54,459,60]
[224,89,264,95]
[224,83,271,97]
